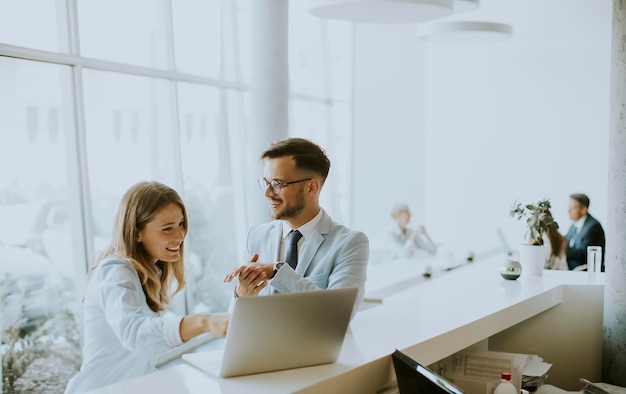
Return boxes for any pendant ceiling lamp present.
[454,0,479,12]
[418,21,512,44]
[309,0,454,24]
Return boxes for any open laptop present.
[392,350,464,394]
[182,287,358,378]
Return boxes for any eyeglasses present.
[258,177,311,194]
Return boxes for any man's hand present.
[223,254,275,297]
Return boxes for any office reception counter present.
[87,254,604,393]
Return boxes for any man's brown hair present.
[261,138,331,182]
[570,193,590,208]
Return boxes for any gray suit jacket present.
[247,209,369,314]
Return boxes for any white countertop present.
[87,254,603,394]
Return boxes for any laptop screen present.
[392,350,464,394]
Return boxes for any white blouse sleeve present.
[90,259,184,355]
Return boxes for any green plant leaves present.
[509,198,559,245]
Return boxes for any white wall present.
[351,0,612,255]
[352,24,427,241]
[423,0,612,251]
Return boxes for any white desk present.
[87,255,604,393]
[364,252,475,300]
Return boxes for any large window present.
[0,1,353,391]
[177,83,247,313]
[0,1,70,53]
[83,70,178,193]
[0,57,78,391]
[78,0,170,69]
[81,69,181,281]
[289,1,353,223]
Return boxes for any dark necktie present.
[285,230,303,269]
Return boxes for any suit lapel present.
[573,215,594,246]
[270,222,282,262]
[295,210,332,275]
[297,232,323,275]
[580,215,594,237]
[566,224,576,244]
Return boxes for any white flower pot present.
[518,244,547,276]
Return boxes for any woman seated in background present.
[386,203,437,259]
[544,210,568,270]
[65,181,229,394]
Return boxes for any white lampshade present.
[418,21,512,44]
[309,0,454,24]
[454,0,479,12]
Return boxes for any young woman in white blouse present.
[65,181,229,393]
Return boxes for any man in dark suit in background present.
[566,193,606,271]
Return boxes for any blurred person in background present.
[386,203,437,259]
[565,193,605,271]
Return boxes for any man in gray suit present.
[223,138,369,313]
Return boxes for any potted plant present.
[509,199,559,276]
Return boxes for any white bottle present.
[494,372,517,394]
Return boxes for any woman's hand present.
[206,313,230,338]
[180,313,231,341]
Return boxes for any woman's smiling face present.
[136,202,186,264]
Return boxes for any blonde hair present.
[94,181,187,312]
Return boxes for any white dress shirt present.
[65,257,183,394]
[569,216,588,247]
[279,208,324,263]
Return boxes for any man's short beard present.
[271,189,306,220]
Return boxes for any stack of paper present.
[446,351,553,394]
[522,355,552,391]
